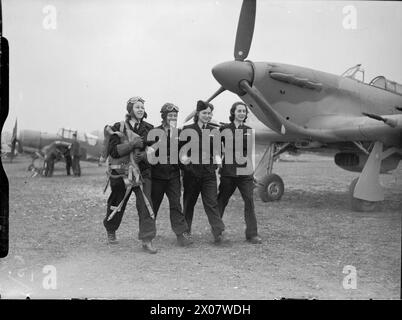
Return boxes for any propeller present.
[240,80,340,140]
[234,0,256,61]
[239,80,285,134]
[183,0,256,123]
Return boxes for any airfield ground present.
[0,154,401,299]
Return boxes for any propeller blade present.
[234,0,256,61]
[183,86,227,124]
[208,120,221,128]
[239,82,339,141]
[239,80,284,134]
[183,110,196,124]
[206,86,226,103]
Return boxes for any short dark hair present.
[193,102,214,123]
[229,101,248,122]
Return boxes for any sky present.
[1,0,402,135]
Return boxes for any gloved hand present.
[116,140,141,157]
[113,131,125,138]
[134,151,146,163]
[129,137,143,150]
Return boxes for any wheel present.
[257,173,284,202]
[349,178,381,212]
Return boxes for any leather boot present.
[142,240,157,254]
[247,235,262,244]
[107,231,118,244]
[177,232,193,247]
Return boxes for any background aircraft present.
[186,0,402,211]
[4,120,105,172]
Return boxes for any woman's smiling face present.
[132,101,145,119]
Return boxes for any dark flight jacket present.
[181,122,218,178]
[219,122,253,177]
[150,125,181,180]
[108,119,154,176]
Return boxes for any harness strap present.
[139,184,155,220]
[107,182,155,221]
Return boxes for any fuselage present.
[18,129,103,160]
[239,62,402,147]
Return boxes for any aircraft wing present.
[303,114,402,146]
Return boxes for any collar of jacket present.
[230,122,250,130]
[184,122,216,133]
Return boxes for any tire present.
[349,178,381,212]
[257,174,284,202]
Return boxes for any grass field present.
[0,154,400,299]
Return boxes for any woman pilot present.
[217,101,262,244]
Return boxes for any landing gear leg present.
[349,178,379,212]
[257,143,285,202]
[349,141,384,212]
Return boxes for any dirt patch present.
[1,155,400,299]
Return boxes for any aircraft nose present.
[212,60,254,95]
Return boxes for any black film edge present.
[0,0,10,258]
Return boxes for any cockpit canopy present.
[57,128,99,146]
[369,76,402,95]
[57,128,77,140]
[342,64,402,95]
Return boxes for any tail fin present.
[10,119,18,160]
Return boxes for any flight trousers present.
[217,175,258,239]
[151,176,189,236]
[183,172,225,237]
[103,174,156,241]
[65,155,72,175]
[72,156,81,176]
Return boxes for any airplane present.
[6,120,105,174]
[186,0,402,212]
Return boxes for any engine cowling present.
[334,152,400,173]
